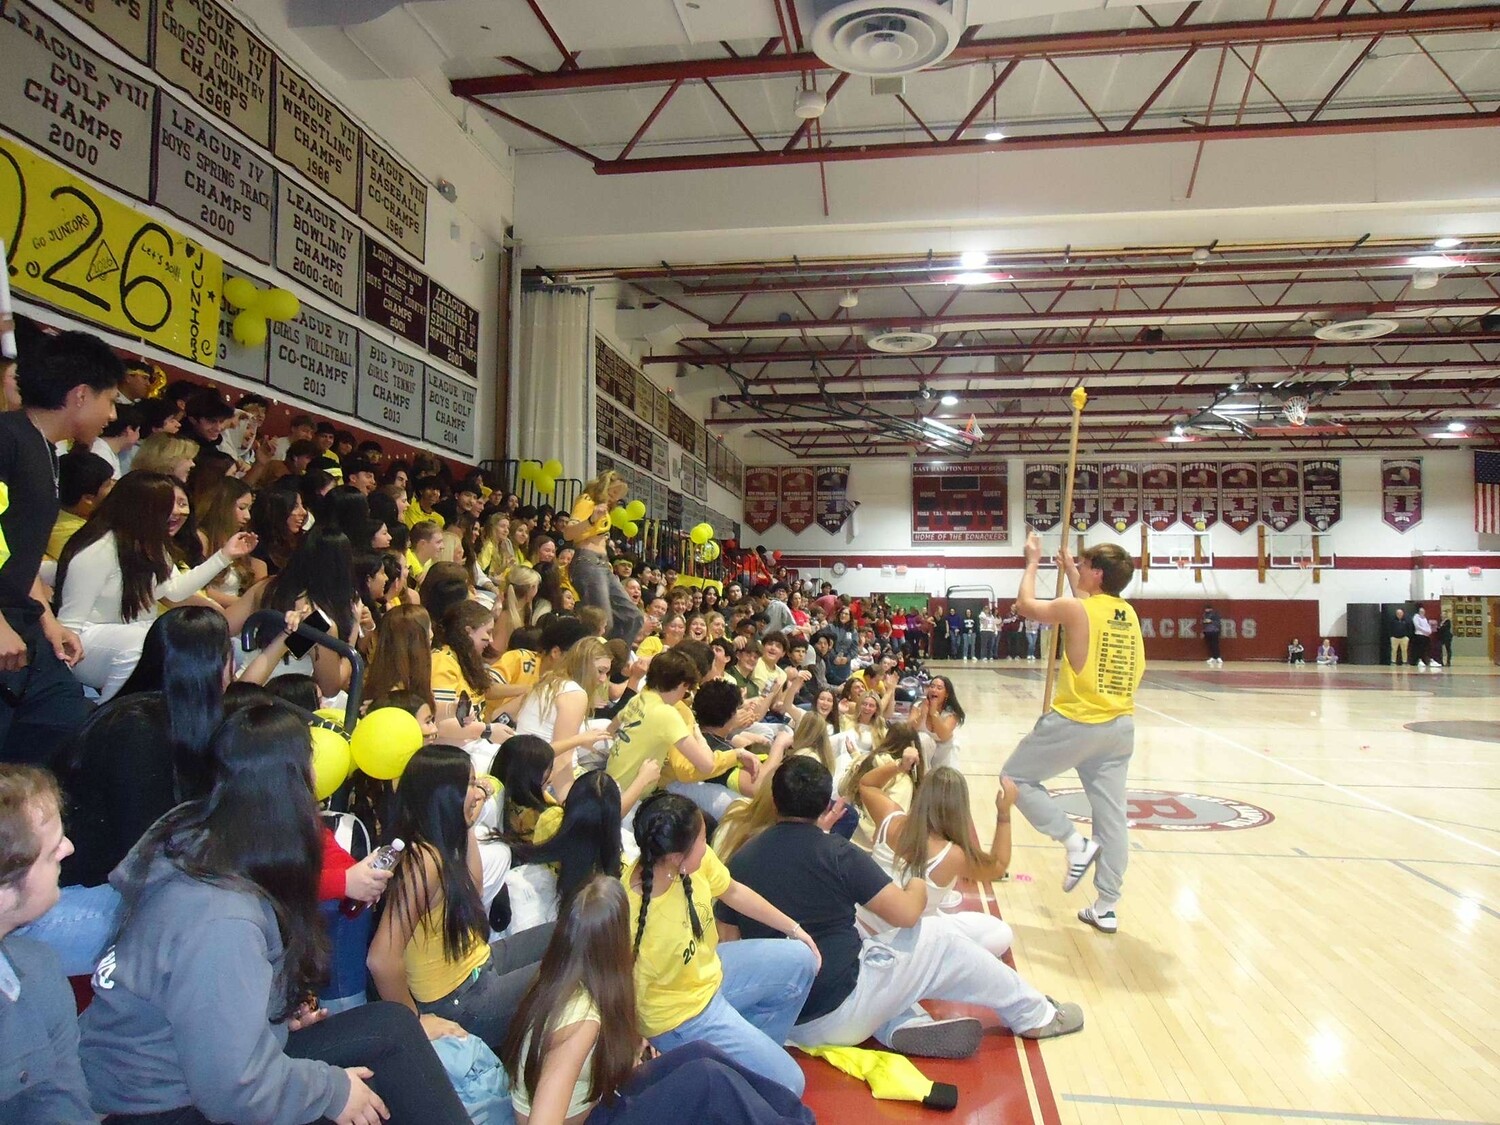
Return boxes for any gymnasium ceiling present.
[284,0,1500,458]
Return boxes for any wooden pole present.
[1041,386,1088,715]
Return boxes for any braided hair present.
[631,791,706,957]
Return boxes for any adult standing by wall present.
[977,605,999,661]
[1389,608,1413,667]
[1436,614,1453,667]
[1004,536,1145,935]
[1411,607,1435,669]
[1200,605,1222,666]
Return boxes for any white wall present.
[739,450,1500,634]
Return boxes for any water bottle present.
[340,839,405,919]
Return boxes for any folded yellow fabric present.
[800,1044,958,1110]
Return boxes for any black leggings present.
[104,1001,471,1125]
[588,1041,815,1125]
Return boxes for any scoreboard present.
[912,461,1010,543]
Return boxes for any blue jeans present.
[668,780,738,821]
[14,882,121,976]
[960,633,975,659]
[650,939,816,1096]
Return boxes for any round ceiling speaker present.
[1312,318,1399,342]
[865,328,939,354]
[810,1,961,77]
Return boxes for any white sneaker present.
[1078,905,1118,934]
[1062,838,1101,892]
[1206,658,1215,665]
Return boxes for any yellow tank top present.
[403,899,490,1003]
[1052,594,1145,724]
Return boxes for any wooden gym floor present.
[796,659,1500,1125]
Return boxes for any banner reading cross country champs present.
[1141,463,1179,531]
[1099,463,1140,532]
[1024,464,1064,532]
[1381,458,1423,532]
[815,465,852,533]
[779,467,817,533]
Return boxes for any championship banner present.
[1069,462,1100,531]
[1024,463,1063,532]
[1259,460,1301,531]
[0,136,223,364]
[815,464,851,534]
[779,466,816,534]
[1180,462,1219,531]
[1220,461,1259,533]
[1100,462,1140,532]
[1381,458,1423,532]
[1302,459,1342,531]
[1141,463,1179,531]
[912,460,1009,543]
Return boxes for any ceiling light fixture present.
[1408,254,1455,269]
[983,130,1005,142]
[1447,420,1468,432]
[1192,247,1211,264]
[838,289,859,309]
[1433,237,1462,250]
[959,250,988,269]
[953,272,996,286]
[940,392,959,406]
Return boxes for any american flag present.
[1477,450,1500,534]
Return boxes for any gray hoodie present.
[79,854,349,1124]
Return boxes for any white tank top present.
[857,811,962,934]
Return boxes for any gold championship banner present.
[0,136,223,364]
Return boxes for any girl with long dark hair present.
[249,485,307,575]
[367,745,554,1051]
[626,792,819,1096]
[80,703,472,1125]
[196,475,261,595]
[910,675,965,769]
[252,526,359,699]
[503,876,815,1125]
[54,472,257,698]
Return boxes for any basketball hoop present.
[1284,395,1311,426]
[1298,556,1313,570]
[1174,556,1190,570]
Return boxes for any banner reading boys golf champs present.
[0,0,483,459]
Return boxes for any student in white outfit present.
[909,675,963,770]
[54,472,256,699]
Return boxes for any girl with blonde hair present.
[564,470,644,646]
[515,636,615,790]
[478,512,517,582]
[857,763,1017,956]
[130,433,199,482]
[494,564,541,653]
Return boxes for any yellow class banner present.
[0,137,222,365]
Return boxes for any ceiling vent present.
[1312,318,1399,342]
[865,328,939,353]
[809,1,963,77]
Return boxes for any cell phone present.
[456,693,474,725]
[284,610,332,659]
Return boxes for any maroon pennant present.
[1024,464,1063,532]
[1180,462,1220,531]
[1100,462,1140,532]
[1302,459,1342,531]
[1219,461,1259,533]
[778,466,816,534]
[742,467,780,534]
[814,464,851,534]
[1141,463,1179,531]
[1381,458,1423,532]
[1259,460,1301,531]
[1070,463,1100,531]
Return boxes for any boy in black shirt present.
[716,758,1082,1058]
[0,330,121,764]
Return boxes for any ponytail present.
[630,791,705,956]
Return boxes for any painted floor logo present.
[1050,787,1274,831]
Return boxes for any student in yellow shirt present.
[431,601,510,723]
[625,792,820,1095]
[367,746,553,1051]
[406,521,443,586]
[47,448,115,561]
[604,651,716,809]
[404,476,447,529]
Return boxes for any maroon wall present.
[1133,600,1321,661]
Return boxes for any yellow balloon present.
[690,522,713,545]
[541,460,563,479]
[518,462,539,483]
[701,541,721,562]
[311,725,352,800]
[609,506,629,528]
[534,475,556,495]
[262,288,301,321]
[232,310,268,348]
[623,520,639,538]
[350,707,423,781]
[223,277,258,311]
[625,500,647,520]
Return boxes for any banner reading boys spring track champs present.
[0,136,223,364]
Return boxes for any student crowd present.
[0,323,1083,1125]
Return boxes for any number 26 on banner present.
[0,137,223,364]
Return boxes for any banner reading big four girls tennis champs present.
[0,0,478,455]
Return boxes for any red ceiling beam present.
[450,5,1500,96]
[948,59,1021,140]
[618,79,685,160]
[647,331,1500,365]
[697,296,1500,334]
[588,109,1495,174]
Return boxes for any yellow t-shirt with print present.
[491,649,541,690]
[625,846,733,1037]
[605,690,686,789]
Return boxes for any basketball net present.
[1284,396,1310,426]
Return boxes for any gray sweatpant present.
[1003,711,1134,904]
[570,548,643,645]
